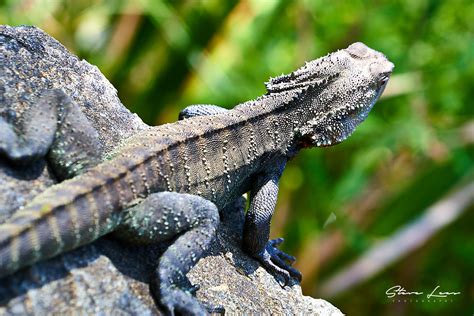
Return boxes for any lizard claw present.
[255,238,302,286]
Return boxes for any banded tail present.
[0,156,143,278]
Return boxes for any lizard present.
[0,42,393,315]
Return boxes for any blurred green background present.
[1,0,473,315]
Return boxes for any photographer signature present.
[386,285,461,299]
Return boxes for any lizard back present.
[0,41,394,280]
[0,100,293,277]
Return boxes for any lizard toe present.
[264,239,302,283]
[275,248,296,264]
[269,237,285,247]
[259,254,291,286]
[268,238,296,264]
[268,250,302,283]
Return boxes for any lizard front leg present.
[115,191,221,316]
[243,160,302,285]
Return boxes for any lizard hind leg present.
[116,191,221,316]
[0,90,57,164]
[0,89,103,179]
[46,89,103,180]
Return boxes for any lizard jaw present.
[297,70,391,149]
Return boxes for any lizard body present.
[0,42,393,314]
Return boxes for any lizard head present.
[267,42,394,148]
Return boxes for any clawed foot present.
[254,238,302,286]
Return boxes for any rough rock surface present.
[0,25,343,315]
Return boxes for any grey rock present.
[0,25,343,316]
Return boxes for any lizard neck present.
[232,86,317,159]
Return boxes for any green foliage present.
[1,1,473,314]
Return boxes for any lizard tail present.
[0,169,125,278]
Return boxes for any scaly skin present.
[0,42,393,314]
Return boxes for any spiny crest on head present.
[265,52,341,94]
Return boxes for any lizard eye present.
[379,74,390,88]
